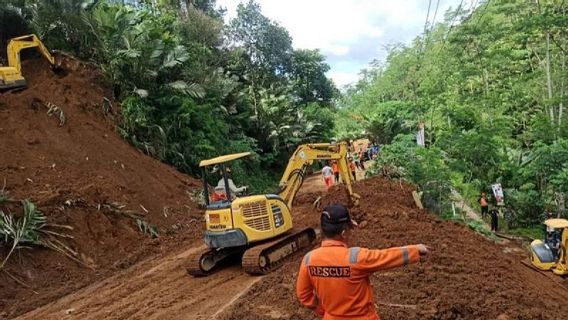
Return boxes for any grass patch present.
[507,226,542,240]
[135,218,158,238]
[0,179,10,204]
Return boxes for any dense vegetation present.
[337,0,568,227]
[0,0,337,192]
[2,0,567,230]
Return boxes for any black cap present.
[321,204,358,227]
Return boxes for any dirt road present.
[15,245,262,320]
[13,170,356,320]
[13,166,372,320]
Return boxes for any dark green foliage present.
[9,0,337,191]
[339,0,568,228]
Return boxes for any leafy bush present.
[369,134,452,214]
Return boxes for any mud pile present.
[0,57,203,317]
[221,178,568,320]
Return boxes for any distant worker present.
[296,204,429,319]
[348,157,357,181]
[478,192,489,219]
[489,207,499,232]
[321,163,334,191]
[332,161,340,183]
[359,150,366,170]
[216,168,247,200]
[352,152,361,170]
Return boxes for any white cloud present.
[217,0,466,87]
[327,45,350,56]
[328,71,360,88]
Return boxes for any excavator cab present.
[200,152,251,205]
[529,218,568,275]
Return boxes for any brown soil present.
[220,178,568,320]
[0,56,203,318]
[3,57,568,320]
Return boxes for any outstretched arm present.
[227,179,246,193]
[352,245,425,274]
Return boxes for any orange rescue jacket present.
[296,240,421,320]
[332,163,339,173]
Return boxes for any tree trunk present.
[546,32,555,123]
[559,53,565,126]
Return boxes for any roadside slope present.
[0,56,203,317]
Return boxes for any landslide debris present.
[0,56,203,317]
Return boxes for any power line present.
[430,0,441,30]
[422,0,433,44]
[441,0,465,48]
[472,0,492,31]
[424,0,441,51]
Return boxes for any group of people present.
[319,143,382,191]
[321,157,364,191]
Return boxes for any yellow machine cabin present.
[529,218,568,276]
[0,34,58,91]
[188,142,359,276]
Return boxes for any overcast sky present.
[217,0,474,88]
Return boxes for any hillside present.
[0,56,204,317]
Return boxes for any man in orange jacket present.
[296,204,429,320]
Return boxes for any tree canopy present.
[0,0,338,191]
[337,0,568,224]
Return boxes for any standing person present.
[296,204,429,319]
[359,150,366,170]
[489,207,499,232]
[349,157,357,181]
[321,163,334,191]
[478,192,489,219]
[352,152,361,170]
[332,161,340,184]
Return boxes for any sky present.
[216,0,474,88]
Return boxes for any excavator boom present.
[1,34,58,91]
[277,142,360,208]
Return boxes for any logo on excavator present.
[316,154,329,159]
[210,224,227,230]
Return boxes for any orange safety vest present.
[332,163,339,173]
[296,240,420,320]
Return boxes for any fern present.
[0,200,46,268]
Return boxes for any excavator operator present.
[214,167,247,201]
[296,204,429,320]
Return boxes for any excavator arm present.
[7,34,57,73]
[276,142,360,208]
[1,34,58,91]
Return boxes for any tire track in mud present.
[15,245,262,320]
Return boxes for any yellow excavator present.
[187,142,360,276]
[527,218,568,276]
[0,34,59,91]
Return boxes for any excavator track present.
[187,247,245,277]
[242,227,317,275]
[521,259,568,292]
